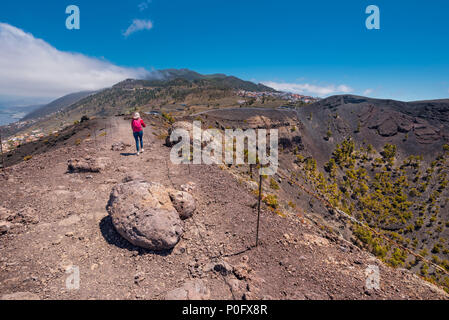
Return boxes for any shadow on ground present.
[99,216,173,256]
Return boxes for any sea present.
[0,105,39,126]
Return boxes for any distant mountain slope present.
[287,95,449,290]
[119,68,276,92]
[21,91,95,121]
[297,94,449,164]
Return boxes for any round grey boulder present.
[107,181,183,250]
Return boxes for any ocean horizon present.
[0,107,17,126]
[0,105,40,126]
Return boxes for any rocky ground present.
[0,117,448,300]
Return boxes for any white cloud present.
[363,89,373,96]
[262,81,353,97]
[0,23,150,100]
[138,0,152,11]
[123,19,153,37]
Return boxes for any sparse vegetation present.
[162,112,175,124]
[263,194,279,209]
[270,178,280,190]
[294,136,449,291]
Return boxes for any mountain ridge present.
[115,68,276,92]
[21,91,96,121]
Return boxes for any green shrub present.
[353,225,372,245]
[389,248,407,267]
[263,194,278,209]
[162,112,175,124]
[270,178,280,190]
[432,243,442,254]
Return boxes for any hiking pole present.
[255,173,263,247]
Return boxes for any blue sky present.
[0,0,448,103]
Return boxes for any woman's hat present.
[133,112,140,119]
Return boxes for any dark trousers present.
[133,130,143,151]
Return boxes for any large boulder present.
[107,181,183,250]
[67,157,111,173]
[169,190,196,220]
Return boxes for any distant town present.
[237,90,320,104]
[1,126,45,153]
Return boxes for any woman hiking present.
[131,112,146,155]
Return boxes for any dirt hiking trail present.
[0,117,447,300]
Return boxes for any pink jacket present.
[131,119,146,132]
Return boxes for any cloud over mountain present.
[262,81,353,97]
[0,23,150,100]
